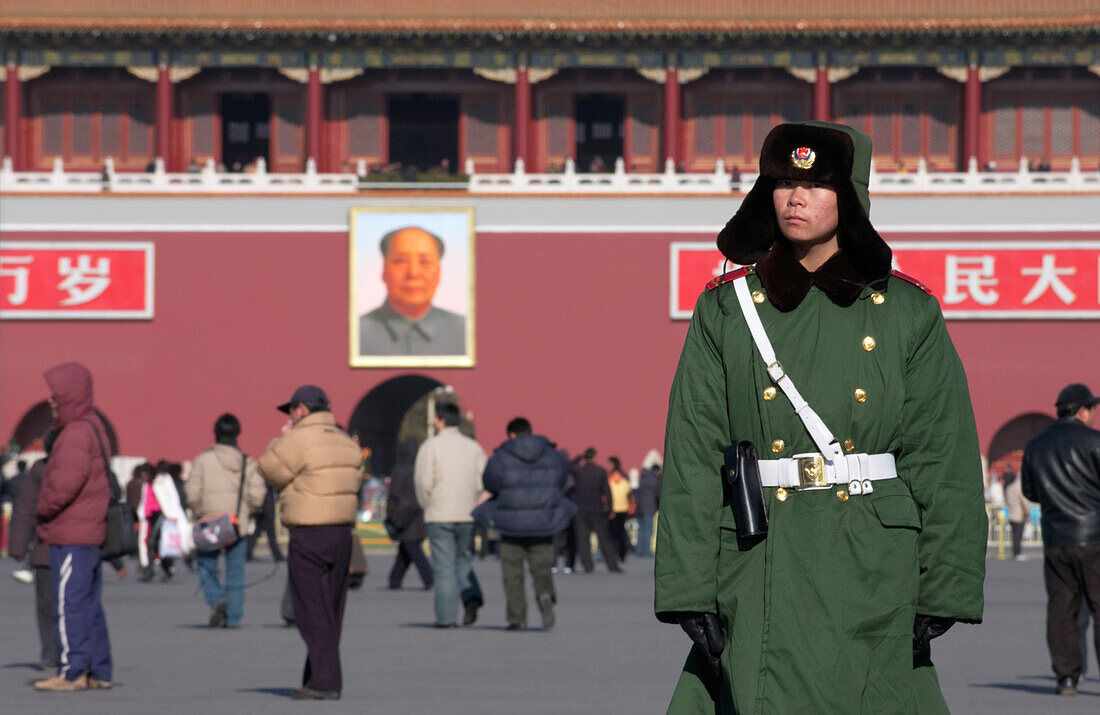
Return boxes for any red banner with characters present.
[0,242,154,319]
[670,237,1100,319]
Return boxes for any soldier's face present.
[382,229,442,318]
[772,180,840,250]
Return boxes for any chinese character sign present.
[0,242,154,319]
[670,239,1100,319]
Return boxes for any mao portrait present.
[349,207,475,367]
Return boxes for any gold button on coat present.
[871,292,885,305]
[836,489,849,502]
[763,386,777,401]
[843,439,855,452]
[776,487,788,502]
[771,439,786,454]
[862,336,876,351]
[854,388,867,403]
[752,290,766,304]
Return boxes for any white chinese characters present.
[1021,254,1076,305]
[943,256,999,306]
[0,255,33,305]
[57,255,112,306]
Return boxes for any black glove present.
[678,612,725,675]
[912,614,955,668]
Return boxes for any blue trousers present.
[426,522,483,625]
[51,545,112,682]
[635,513,655,556]
[197,537,248,625]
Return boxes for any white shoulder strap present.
[732,275,848,478]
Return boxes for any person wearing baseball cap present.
[258,385,363,700]
[656,121,986,713]
[1022,383,1100,696]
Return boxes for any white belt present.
[758,452,897,495]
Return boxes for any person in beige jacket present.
[186,413,266,628]
[258,385,363,701]
[414,401,487,628]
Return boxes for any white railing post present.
[356,158,367,177]
[514,158,525,175]
[614,157,625,175]
[464,158,475,176]
[154,157,166,174]
[255,157,267,175]
[564,157,575,175]
[664,157,676,175]
[1070,156,1082,190]
[915,157,929,191]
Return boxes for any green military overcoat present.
[655,266,986,714]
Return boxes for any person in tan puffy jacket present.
[258,385,363,701]
[186,413,266,628]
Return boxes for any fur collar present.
[756,242,866,311]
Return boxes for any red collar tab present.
[891,269,932,295]
[705,266,749,292]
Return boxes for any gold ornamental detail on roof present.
[789,66,857,82]
[127,66,200,83]
[472,67,557,84]
[635,67,708,84]
[0,65,51,82]
[937,65,1010,82]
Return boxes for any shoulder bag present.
[191,452,247,552]
[80,419,139,559]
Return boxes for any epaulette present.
[705,266,750,292]
[891,269,933,295]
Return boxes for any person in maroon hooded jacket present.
[33,362,114,692]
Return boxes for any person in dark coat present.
[476,417,576,630]
[8,447,59,671]
[1022,382,1100,696]
[247,483,284,562]
[385,438,433,590]
[571,448,621,573]
[633,458,662,557]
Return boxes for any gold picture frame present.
[349,206,476,368]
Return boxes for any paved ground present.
[1,546,1098,714]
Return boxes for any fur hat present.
[716,121,892,282]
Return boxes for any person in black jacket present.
[386,439,433,590]
[571,448,621,573]
[477,418,576,630]
[8,448,59,671]
[1022,382,1100,696]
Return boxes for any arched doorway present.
[986,411,1055,479]
[9,400,119,455]
[347,375,443,478]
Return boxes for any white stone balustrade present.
[1,154,1097,195]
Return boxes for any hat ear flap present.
[717,181,777,264]
[835,184,891,281]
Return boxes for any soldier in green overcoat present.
[655,121,986,713]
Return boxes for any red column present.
[155,65,173,169]
[307,66,322,170]
[663,67,680,168]
[814,66,831,121]
[514,66,531,169]
[964,64,981,169]
[4,62,21,168]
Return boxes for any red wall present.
[1,229,1094,470]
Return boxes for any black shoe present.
[209,600,228,627]
[463,601,480,626]
[1056,676,1078,695]
[505,623,527,631]
[290,688,340,700]
[432,622,458,629]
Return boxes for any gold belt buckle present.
[797,455,827,487]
